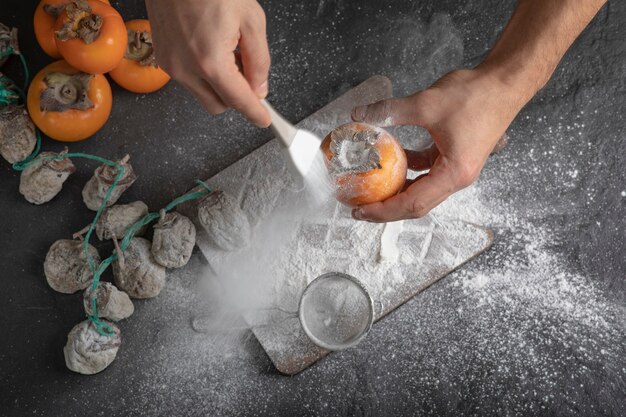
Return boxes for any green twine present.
[82,178,212,336]
[15,151,213,336]
[3,44,214,336]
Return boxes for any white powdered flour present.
[191,124,493,370]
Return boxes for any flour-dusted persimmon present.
[54,0,126,74]
[34,0,110,58]
[109,20,170,93]
[27,60,112,142]
[321,122,408,207]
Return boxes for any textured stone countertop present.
[0,1,624,416]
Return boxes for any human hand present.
[351,69,525,222]
[145,0,271,127]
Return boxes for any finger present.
[405,145,439,171]
[352,160,456,223]
[180,77,227,114]
[208,59,271,127]
[351,93,429,127]
[239,12,270,98]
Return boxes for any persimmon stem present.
[112,234,125,269]
[125,29,157,67]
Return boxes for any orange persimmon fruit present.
[109,19,170,93]
[54,0,127,74]
[34,0,110,58]
[27,60,112,142]
[321,122,408,207]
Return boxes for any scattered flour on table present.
[129,171,624,415]
[107,7,624,414]
[120,97,624,415]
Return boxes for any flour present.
[152,155,624,414]
[378,220,404,262]
[102,7,625,414]
[191,110,494,371]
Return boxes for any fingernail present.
[257,80,269,98]
[255,117,271,129]
[352,208,364,220]
[352,105,367,122]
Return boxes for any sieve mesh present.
[298,273,374,350]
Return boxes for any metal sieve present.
[192,272,375,351]
[298,272,374,350]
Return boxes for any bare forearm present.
[479,0,606,105]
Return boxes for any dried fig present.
[0,23,18,67]
[44,239,100,294]
[64,319,121,375]
[19,148,76,204]
[112,237,166,299]
[0,105,37,164]
[82,154,137,211]
[197,190,251,251]
[97,200,148,240]
[151,210,196,268]
[83,282,134,321]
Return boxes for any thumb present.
[351,93,429,127]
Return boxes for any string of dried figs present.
[197,190,251,251]
[74,200,148,241]
[82,154,137,211]
[112,237,166,299]
[19,147,76,204]
[64,319,121,375]
[151,210,196,268]
[83,282,134,321]
[44,238,100,294]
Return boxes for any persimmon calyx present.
[55,0,103,45]
[40,72,94,112]
[125,29,157,67]
[328,125,382,175]
[43,3,66,18]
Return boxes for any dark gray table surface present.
[1,1,624,416]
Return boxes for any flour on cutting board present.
[378,221,404,262]
[190,111,492,372]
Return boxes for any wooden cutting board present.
[180,75,493,375]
